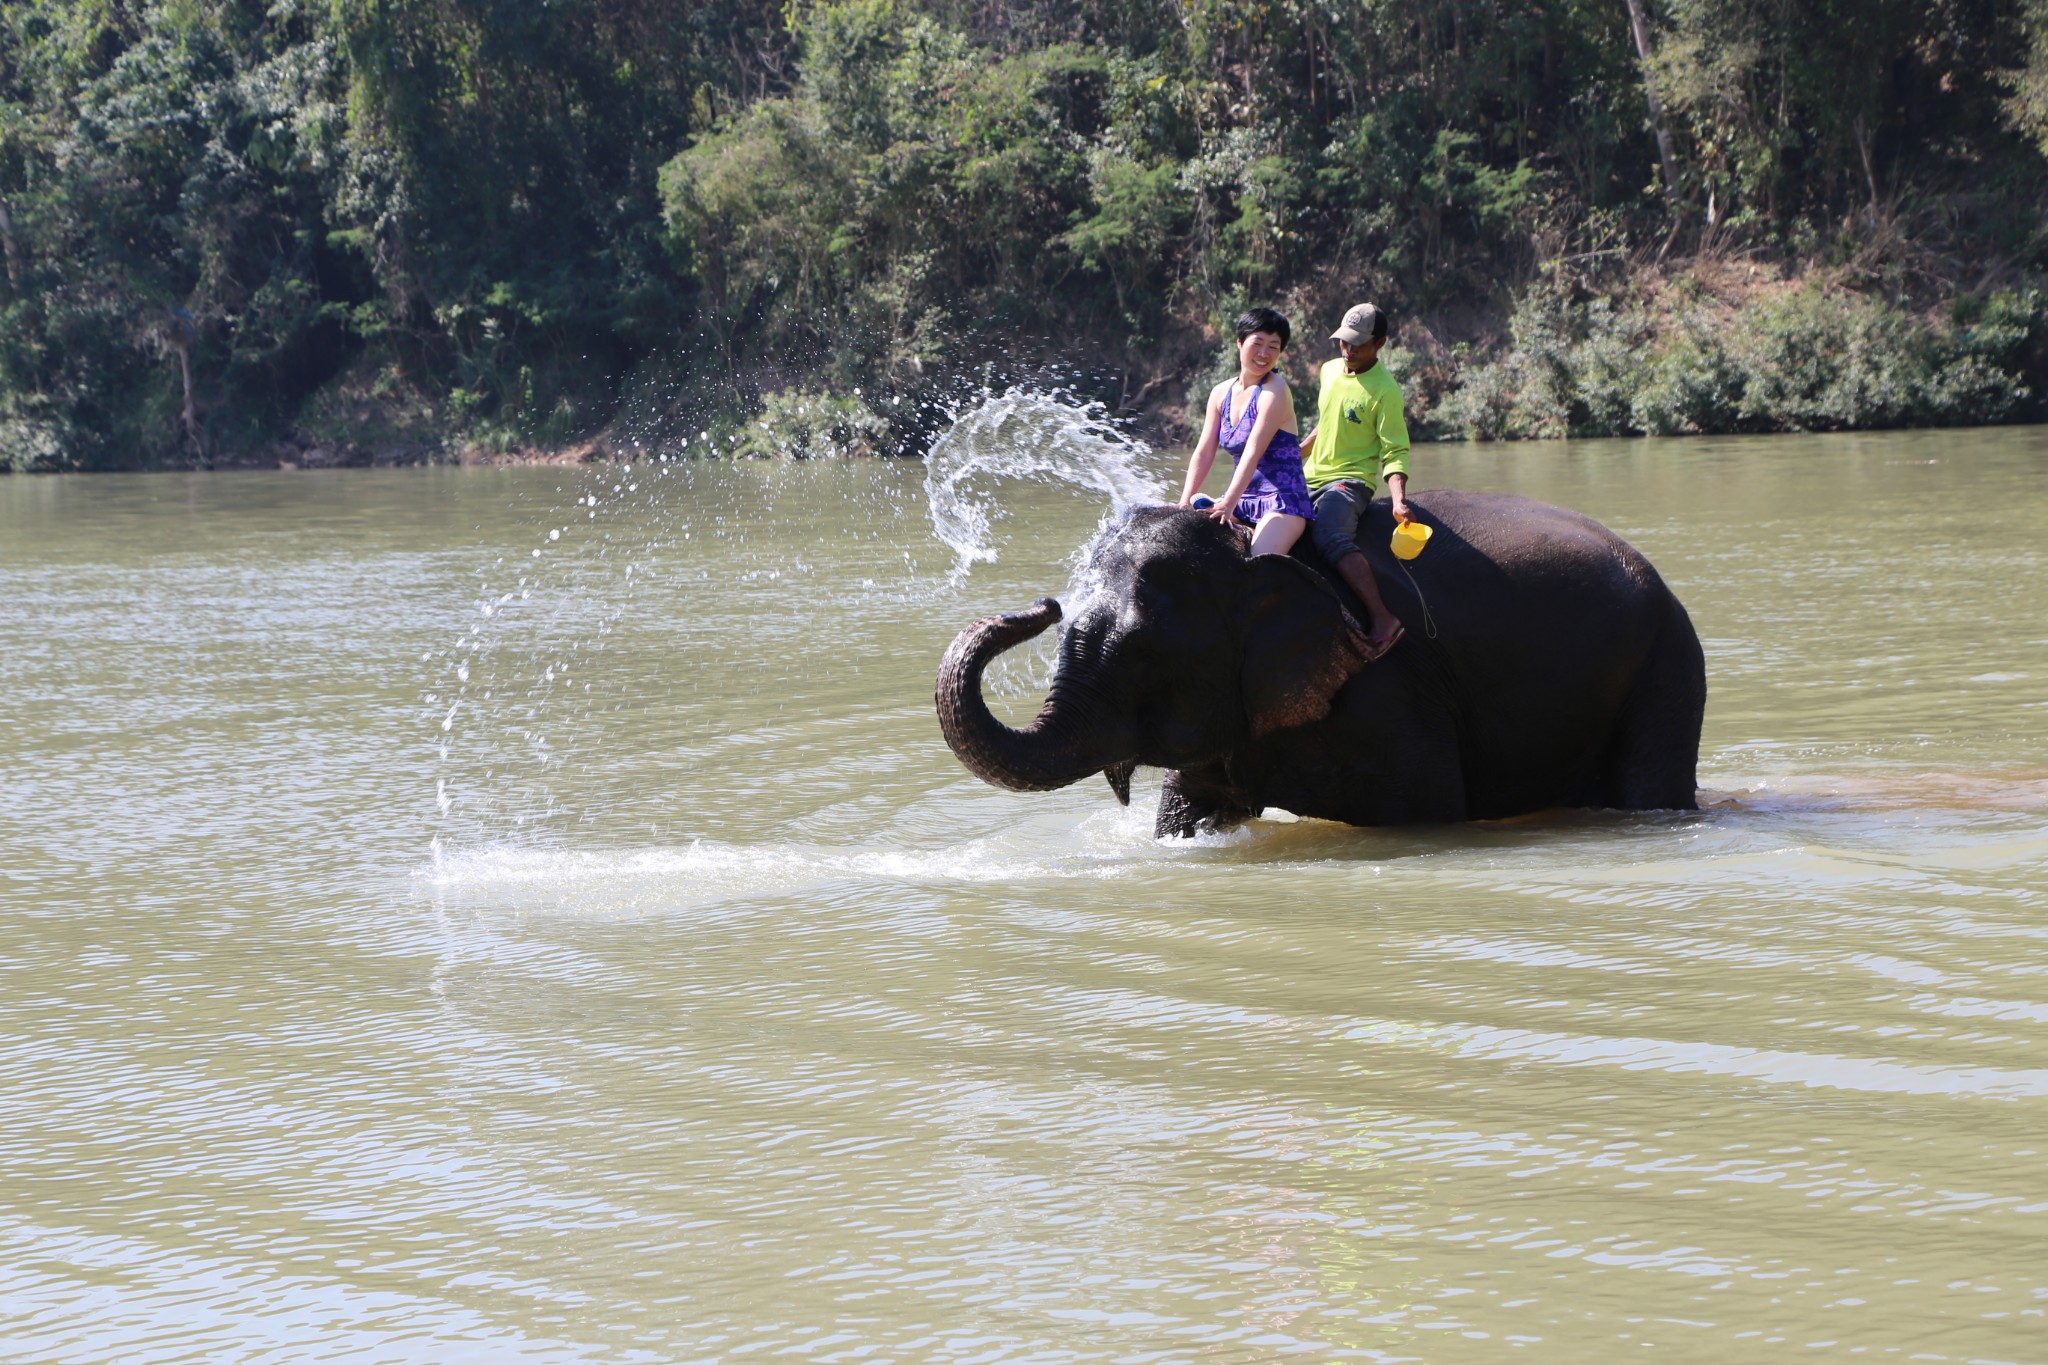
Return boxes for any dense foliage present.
[4,0,2047,468]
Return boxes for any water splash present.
[417,794,1244,918]
[427,385,1169,851]
[423,453,705,854]
[923,387,1165,582]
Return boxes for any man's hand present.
[1387,473,1411,524]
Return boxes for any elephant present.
[935,490,1706,838]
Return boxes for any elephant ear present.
[1237,555,1375,737]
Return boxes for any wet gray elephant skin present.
[936,494,1707,838]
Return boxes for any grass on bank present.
[1415,274,2045,442]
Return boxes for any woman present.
[1176,307,1313,556]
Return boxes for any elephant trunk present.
[936,598,1119,792]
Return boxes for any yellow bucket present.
[1390,520,1432,560]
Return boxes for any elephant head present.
[936,505,1374,802]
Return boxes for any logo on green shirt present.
[1344,404,1364,425]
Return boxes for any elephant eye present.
[1111,610,1153,649]
[1118,598,1169,648]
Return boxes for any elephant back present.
[1293,486,1701,813]
[1295,487,1681,650]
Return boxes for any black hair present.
[1234,307,1290,349]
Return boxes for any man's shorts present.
[1308,480,1377,561]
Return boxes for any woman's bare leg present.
[1249,513,1307,557]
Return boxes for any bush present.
[1434,281,2040,439]
[1433,284,1650,438]
[728,388,892,459]
[1629,315,1746,435]
[0,414,71,473]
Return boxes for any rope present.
[1397,558,1439,640]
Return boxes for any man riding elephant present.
[1301,302,1410,661]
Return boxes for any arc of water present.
[923,387,1165,583]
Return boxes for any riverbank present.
[12,249,2043,475]
[1399,258,2047,441]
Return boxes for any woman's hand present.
[1203,499,1236,525]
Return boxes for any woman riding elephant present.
[936,495,1705,838]
[1176,307,1314,559]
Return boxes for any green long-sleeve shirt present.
[1303,357,1410,491]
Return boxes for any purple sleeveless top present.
[1217,376,1314,525]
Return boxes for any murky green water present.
[3,411,2045,1362]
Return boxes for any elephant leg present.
[1156,764,1263,839]
[1608,612,1707,810]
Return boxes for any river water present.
[2,406,2045,1362]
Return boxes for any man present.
[1301,302,1411,660]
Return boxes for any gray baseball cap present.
[1331,303,1388,344]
